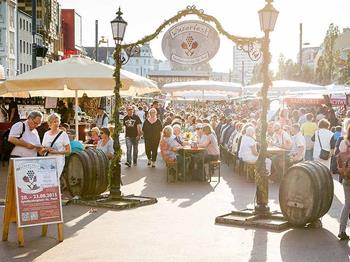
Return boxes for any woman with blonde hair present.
[41,113,71,177]
[159,125,176,163]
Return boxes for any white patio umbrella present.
[244,80,325,94]
[0,56,159,137]
[162,80,242,93]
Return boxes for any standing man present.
[123,105,142,167]
[95,106,109,128]
[8,111,43,158]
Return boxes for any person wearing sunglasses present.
[97,128,114,160]
[8,111,43,158]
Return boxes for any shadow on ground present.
[0,204,108,262]
[280,228,350,261]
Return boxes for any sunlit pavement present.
[0,139,350,261]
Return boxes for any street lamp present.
[255,0,278,214]
[109,7,128,199]
[111,7,127,45]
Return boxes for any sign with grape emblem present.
[13,157,63,227]
[162,20,220,65]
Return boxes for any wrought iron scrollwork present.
[237,42,262,62]
[120,45,140,65]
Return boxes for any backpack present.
[1,122,25,161]
[336,140,350,178]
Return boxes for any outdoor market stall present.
[0,56,159,139]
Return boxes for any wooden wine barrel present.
[66,149,109,197]
[279,161,334,227]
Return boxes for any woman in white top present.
[96,127,114,160]
[238,126,271,175]
[41,113,71,177]
[312,119,335,169]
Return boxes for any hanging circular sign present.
[161,20,220,65]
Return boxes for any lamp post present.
[255,0,279,214]
[109,7,128,199]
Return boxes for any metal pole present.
[109,43,122,199]
[95,20,98,61]
[106,39,109,64]
[299,23,303,74]
[75,90,79,141]
[255,30,271,214]
[31,0,37,69]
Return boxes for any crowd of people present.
[5,97,350,241]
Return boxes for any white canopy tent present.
[244,80,325,94]
[162,80,242,93]
[0,56,159,137]
[173,91,233,101]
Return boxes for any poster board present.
[45,97,58,109]
[13,157,63,227]
[2,157,64,246]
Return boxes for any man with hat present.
[95,106,109,128]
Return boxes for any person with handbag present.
[337,124,350,240]
[311,119,335,169]
[41,113,71,177]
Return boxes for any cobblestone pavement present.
[0,140,349,261]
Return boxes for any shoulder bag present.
[318,131,330,160]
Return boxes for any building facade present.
[297,46,319,69]
[0,0,17,78]
[17,9,43,74]
[61,9,82,58]
[18,0,63,61]
[232,45,261,85]
[122,43,156,77]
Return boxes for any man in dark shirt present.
[123,105,142,167]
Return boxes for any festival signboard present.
[162,20,220,65]
[13,157,63,228]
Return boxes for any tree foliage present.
[315,23,340,85]
[274,54,314,82]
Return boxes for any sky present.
[59,0,349,73]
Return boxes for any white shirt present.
[95,113,109,128]
[42,131,70,176]
[97,138,114,156]
[239,135,258,162]
[290,132,306,160]
[313,128,334,168]
[10,120,40,157]
[136,110,145,123]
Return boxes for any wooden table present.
[178,146,206,181]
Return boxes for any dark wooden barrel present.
[66,148,109,197]
[279,161,334,227]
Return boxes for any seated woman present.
[160,125,176,163]
[198,124,220,162]
[238,126,271,175]
[84,127,100,145]
[96,127,114,160]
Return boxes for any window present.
[26,42,29,54]
[20,40,22,53]
[26,21,28,31]
[30,65,32,70]
[23,41,25,53]
[29,44,31,55]
[26,65,29,71]
[136,68,139,74]
[135,59,139,65]
[20,18,22,30]
[29,23,31,32]
[20,63,22,73]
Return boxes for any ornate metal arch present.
[121,5,263,62]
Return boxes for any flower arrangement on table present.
[183,131,192,141]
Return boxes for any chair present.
[166,161,177,182]
[208,160,221,182]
